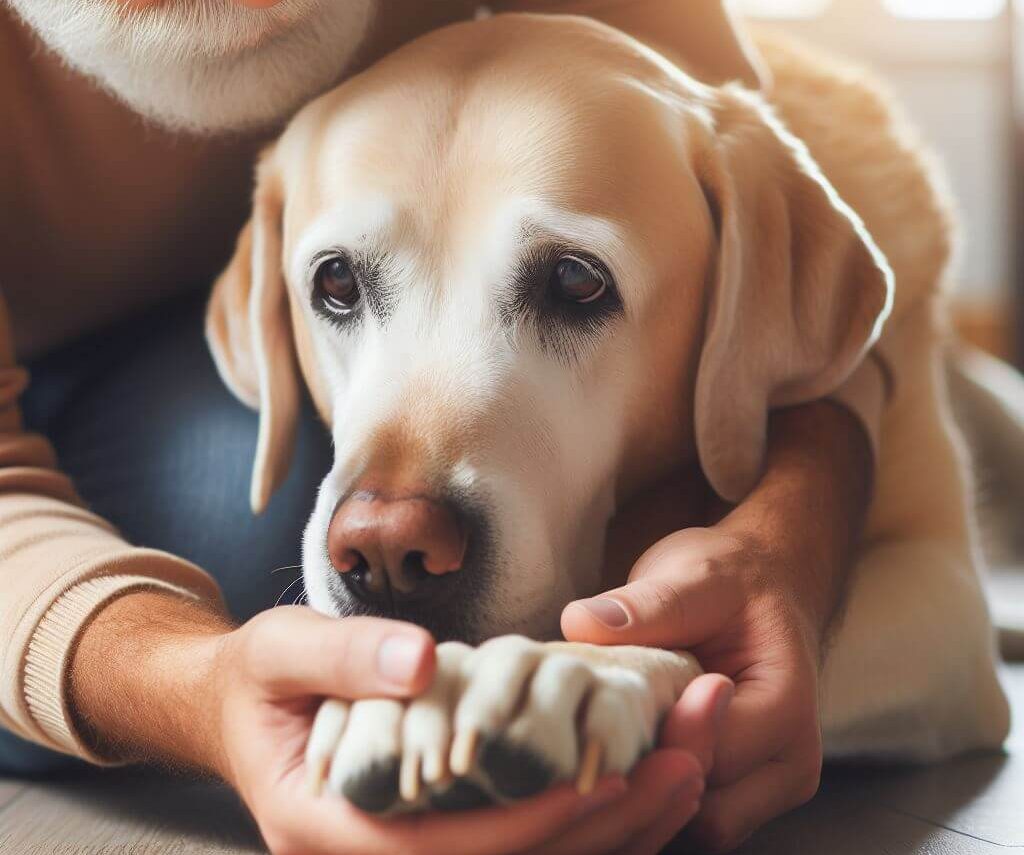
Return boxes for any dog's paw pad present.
[341,758,402,814]
[478,735,555,800]
[429,779,495,811]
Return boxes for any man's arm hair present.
[68,590,234,774]
[719,399,874,637]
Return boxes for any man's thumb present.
[561,573,736,648]
[243,607,437,699]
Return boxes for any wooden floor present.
[1,665,1021,854]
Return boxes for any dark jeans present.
[0,291,333,775]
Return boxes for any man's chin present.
[7,0,376,134]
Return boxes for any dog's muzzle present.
[324,485,494,640]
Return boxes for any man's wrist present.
[68,589,234,776]
[717,400,873,638]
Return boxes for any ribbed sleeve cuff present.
[23,574,199,764]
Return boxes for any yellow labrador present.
[206,13,1009,813]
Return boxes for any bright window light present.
[883,0,1006,19]
[737,0,831,18]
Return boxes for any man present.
[0,1,879,852]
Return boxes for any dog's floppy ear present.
[693,88,893,502]
[206,153,300,514]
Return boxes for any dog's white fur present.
[306,639,702,808]
[6,0,375,133]
[207,12,1010,805]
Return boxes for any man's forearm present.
[68,590,234,775]
[717,401,873,637]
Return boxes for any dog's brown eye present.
[315,257,360,310]
[551,256,607,304]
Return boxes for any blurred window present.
[883,0,1006,18]
[737,0,1012,311]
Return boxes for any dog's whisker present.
[271,564,303,576]
[275,576,305,608]
[292,586,308,606]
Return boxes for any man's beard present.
[7,0,376,134]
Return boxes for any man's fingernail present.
[578,598,629,628]
[377,635,427,685]
[574,776,627,818]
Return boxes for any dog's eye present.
[314,257,360,310]
[550,256,607,304]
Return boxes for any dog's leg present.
[305,638,701,814]
[821,536,1010,761]
[818,307,1012,761]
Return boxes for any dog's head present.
[207,14,892,642]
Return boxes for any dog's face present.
[208,14,892,642]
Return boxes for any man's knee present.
[23,294,333,622]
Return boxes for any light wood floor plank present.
[0,668,1019,853]
[0,771,265,854]
[723,664,1024,854]
[0,780,25,814]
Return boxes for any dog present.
[206,12,1010,814]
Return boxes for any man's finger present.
[709,667,819,786]
[243,607,436,699]
[685,755,822,854]
[612,795,703,855]
[526,751,703,855]
[291,776,627,855]
[659,673,734,774]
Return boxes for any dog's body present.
[754,34,1008,760]
[207,14,1009,812]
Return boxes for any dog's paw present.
[305,637,701,814]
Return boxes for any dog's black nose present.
[327,491,467,602]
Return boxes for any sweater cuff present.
[23,575,199,764]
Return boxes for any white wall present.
[887,67,1011,303]
[741,0,1013,305]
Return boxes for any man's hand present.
[213,606,641,855]
[563,527,823,852]
[522,672,733,855]
[219,608,734,854]
[563,401,873,852]
[69,592,725,854]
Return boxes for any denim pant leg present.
[1,291,333,775]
